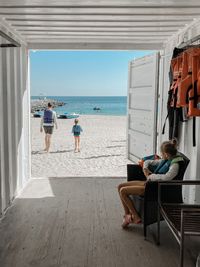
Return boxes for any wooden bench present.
[157,180,200,267]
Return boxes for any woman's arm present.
[143,159,162,170]
[53,112,58,129]
[40,116,44,132]
[143,159,162,177]
[147,163,179,181]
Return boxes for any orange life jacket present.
[175,48,200,116]
[188,53,200,117]
[170,54,183,108]
[177,51,192,107]
[165,47,200,147]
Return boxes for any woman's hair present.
[160,138,178,154]
[162,143,177,157]
[171,137,178,148]
[160,141,170,153]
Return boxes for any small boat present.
[93,107,101,111]
[57,112,79,119]
[33,111,42,118]
[57,114,68,119]
[67,113,79,119]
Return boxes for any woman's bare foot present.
[131,214,142,224]
[121,214,132,229]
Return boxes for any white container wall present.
[158,21,200,203]
[0,42,30,216]
[127,53,159,162]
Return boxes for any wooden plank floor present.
[0,177,199,267]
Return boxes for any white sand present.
[31,115,131,178]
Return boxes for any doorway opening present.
[30,50,152,178]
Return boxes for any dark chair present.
[127,154,190,238]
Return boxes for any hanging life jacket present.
[43,109,54,124]
[164,47,200,146]
[169,55,182,108]
[188,53,200,117]
[181,48,200,146]
[177,51,192,107]
[162,48,185,140]
[176,47,200,115]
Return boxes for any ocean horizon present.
[31,96,127,116]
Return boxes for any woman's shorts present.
[43,126,54,134]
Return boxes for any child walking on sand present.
[72,119,83,152]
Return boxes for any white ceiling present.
[0,0,200,49]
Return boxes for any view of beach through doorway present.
[30,50,151,178]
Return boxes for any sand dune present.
[31,115,131,178]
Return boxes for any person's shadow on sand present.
[32,149,74,155]
[50,149,74,154]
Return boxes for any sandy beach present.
[31,115,131,178]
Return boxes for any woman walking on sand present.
[72,119,83,152]
[40,102,58,153]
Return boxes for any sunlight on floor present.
[18,178,55,199]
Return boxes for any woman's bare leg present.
[46,134,52,152]
[119,185,145,223]
[118,181,145,193]
[44,134,48,151]
[117,182,141,215]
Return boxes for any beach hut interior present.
[1,1,200,266]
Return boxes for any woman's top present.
[40,109,58,129]
[143,156,184,181]
[72,125,83,136]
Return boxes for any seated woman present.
[118,141,184,228]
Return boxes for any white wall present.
[157,20,200,203]
[127,53,159,162]
[0,41,30,216]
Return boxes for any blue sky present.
[30,50,152,96]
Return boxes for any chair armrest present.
[127,164,146,181]
[158,180,200,186]
[161,203,200,209]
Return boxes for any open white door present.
[127,53,160,162]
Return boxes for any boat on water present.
[93,107,101,111]
[57,112,79,119]
[33,111,42,118]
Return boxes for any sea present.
[31,96,127,116]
